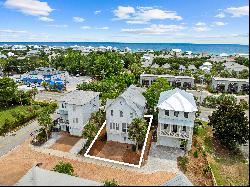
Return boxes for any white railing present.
[160,130,190,139]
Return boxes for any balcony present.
[160,130,190,139]
[59,118,69,124]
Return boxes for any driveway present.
[0,120,40,157]
[141,142,185,173]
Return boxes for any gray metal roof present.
[58,90,100,105]
[160,172,193,186]
[15,166,102,186]
[106,85,146,115]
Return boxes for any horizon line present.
[0,41,249,46]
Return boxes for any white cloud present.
[215,12,225,18]
[114,6,135,19]
[39,16,53,22]
[122,24,186,34]
[213,21,228,26]
[225,5,249,17]
[73,16,85,23]
[113,6,182,24]
[97,27,109,30]
[0,29,27,33]
[192,26,210,32]
[47,24,68,28]
[4,0,53,17]
[81,26,91,30]
[196,22,206,26]
[94,10,101,15]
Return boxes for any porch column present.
[181,81,184,87]
[169,124,172,133]
[237,82,242,93]
[178,125,181,137]
[225,82,229,92]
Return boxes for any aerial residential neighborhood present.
[0,0,249,186]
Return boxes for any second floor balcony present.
[158,123,192,140]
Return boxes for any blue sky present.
[0,0,249,44]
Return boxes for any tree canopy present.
[208,95,249,150]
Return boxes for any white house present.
[105,85,146,144]
[16,166,102,186]
[199,61,212,73]
[57,90,100,136]
[140,74,195,89]
[7,52,15,57]
[156,88,198,150]
[211,77,249,93]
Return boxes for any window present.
[182,126,186,132]
[173,125,177,133]
[163,124,168,130]
[113,123,116,130]
[111,110,113,116]
[73,105,76,111]
[130,113,133,118]
[75,118,78,123]
[120,111,123,117]
[62,103,64,108]
[184,112,188,118]
[110,123,112,129]
[124,137,127,142]
[122,123,127,133]
[116,123,119,130]
[174,111,179,117]
[165,110,169,116]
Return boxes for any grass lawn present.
[0,104,44,135]
[0,106,33,128]
[197,121,249,186]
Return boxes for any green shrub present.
[193,150,199,158]
[53,161,75,176]
[103,179,119,186]
[177,156,189,172]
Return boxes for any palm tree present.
[128,118,148,152]
[37,109,52,141]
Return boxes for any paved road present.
[0,120,40,157]
[66,76,91,92]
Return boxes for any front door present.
[66,125,70,133]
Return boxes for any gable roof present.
[15,166,102,186]
[157,88,197,112]
[106,85,146,115]
[58,90,99,106]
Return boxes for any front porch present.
[158,123,192,139]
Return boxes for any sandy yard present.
[49,132,81,152]
[0,139,176,186]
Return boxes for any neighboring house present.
[20,67,69,91]
[16,166,102,186]
[156,88,198,151]
[211,77,249,93]
[57,90,100,136]
[12,45,27,51]
[199,61,212,73]
[179,65,186,72]
[105,85,146,144]
[187,65,197,72]
[7,52,15,57]
[223,61,249,74]
[26,50,39,56]
[140,74,195,89]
